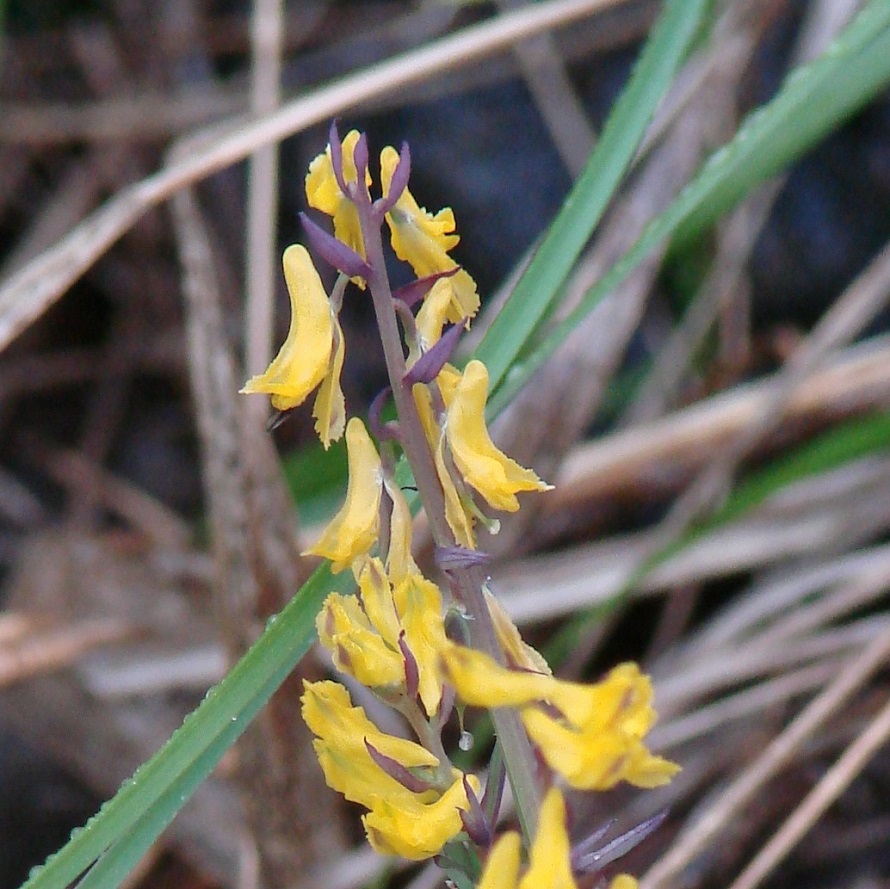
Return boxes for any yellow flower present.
[302,679,477,860]
[383,476,419,585]
[316,583,403,693]
[476,789,641,889]
[305,418,382,571]
[441,648,679,791]
[302,680,439,807]
[317,557,448,715]
[415,277,456,350]
[392,571,449,715]
[477,789,575,889]
[306,129,370,268]
[413,380,476,548]
[444,361,552,512]
[241,245,346,446]
[380,146,480,323]
[477,831,522,889]
[363,773,476,860]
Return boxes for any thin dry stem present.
[728,693,890,889]
[0,0,624,356]
[641,627,890,889]
[244,0,284,394]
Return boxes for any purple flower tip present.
[300,212,371,279]
[403,320,465,387]
[392,267,459,309]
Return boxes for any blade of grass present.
[475,0,711,391]
[22,562,341,889]
[487,0,890,415]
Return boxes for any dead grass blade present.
[641,626,890,889]
[0,0,623,356]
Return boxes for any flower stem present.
[357,199,540,840]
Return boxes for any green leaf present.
[487,0,890,416]
[476,0,711,392]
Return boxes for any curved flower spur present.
[242,123,678,887]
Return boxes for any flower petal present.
[316,592,403,690]
[312,310,346,447]
[393,573,448,716]
[380,146,479,322]
[412,381,476,548]
[477,832,522,889]
[302,680,440,811]
[240,245,332,410]
[383,477,419,586]
[363,771,477,860]
[306,129,369,265]
[518,789,577,889]
[445,361,552,512]
[305,418,382,571]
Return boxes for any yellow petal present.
[240,245,333,410]
[477,832,522,889]
[356,557,401,648]
[305,418,382,572]
[383,477,419,586]
[484,587,551,675]
[393,573,448,716]
[415,277,459,350]
[518,789,577,889]
[523,707,679,790]
[312,311,346,447]
[446,361,552,512]
[316,592,403,690]
[380,146,479,322]
[440,643,553,708]
[302,680,441,810]
[305,129,369,265]
[609,877,639,889]
[363,771,477,860]
[413,382,476,548]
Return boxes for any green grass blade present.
[475,0,711,391]
[22,562,343,889]
[75,725,239,889]
[488,0,890,415]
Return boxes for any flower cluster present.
[242,125,678,888]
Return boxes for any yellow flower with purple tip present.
[441,647,679,791]
[302,680,477,860]
[306,129,370,268]
[240,245,346,446]
[380,146,480,323]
